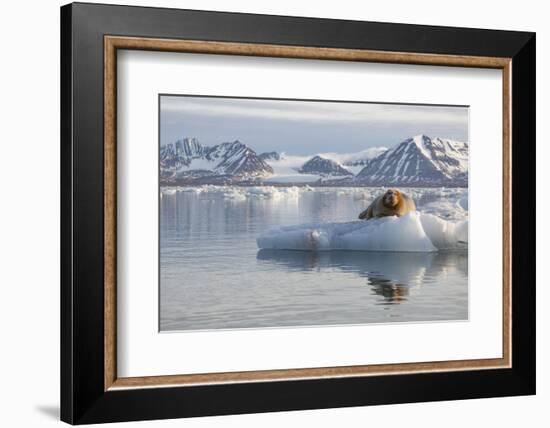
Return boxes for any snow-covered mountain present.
[298,155,354,177]
[160,138,273,183]
[261,148,386,183]
[355,135,468,187]
[160,137,205,169]
[160,135,468,187]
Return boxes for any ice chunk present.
[160,187,177,195]
[249,186,301,199]
[223,189,247,200]
[257,212,438,253]
[420,213,468,250]
[457,195,468,211]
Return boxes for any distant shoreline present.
[159,181,468,189]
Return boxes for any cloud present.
[161,96,468,128]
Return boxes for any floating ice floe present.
[160,187,177,196]
[161,185,308,200]
[457,195,468,211]
[257,212,467,253]
[161,184,468,207]
[220,186,304,200]
[244,186,301,199]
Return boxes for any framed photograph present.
[60,2,535,424]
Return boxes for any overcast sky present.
[160,95,469,155]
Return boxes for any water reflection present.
[161,188,469,330]
[370,279,409,304]
[257,249,467,305]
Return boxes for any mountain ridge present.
[355,135,468,187]
[160,135,468,187]
[160,138,273,183]
[298,155,353,177]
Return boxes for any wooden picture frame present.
[61,2,535,424]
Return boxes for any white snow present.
[175,157,217,172]
[412,134,433,159]
[360,135,467,185]
[262,154,318,183]
[437,137,469,173]
[262,148,387,182]
[318,147,388,164]
[342,165,365,175]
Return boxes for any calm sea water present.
[160,187,468,331]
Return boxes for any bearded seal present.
[358,189,416,220]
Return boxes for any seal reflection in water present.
[358,188,416,220]
[369,277,409,304]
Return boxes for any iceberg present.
[256,212,467,253]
